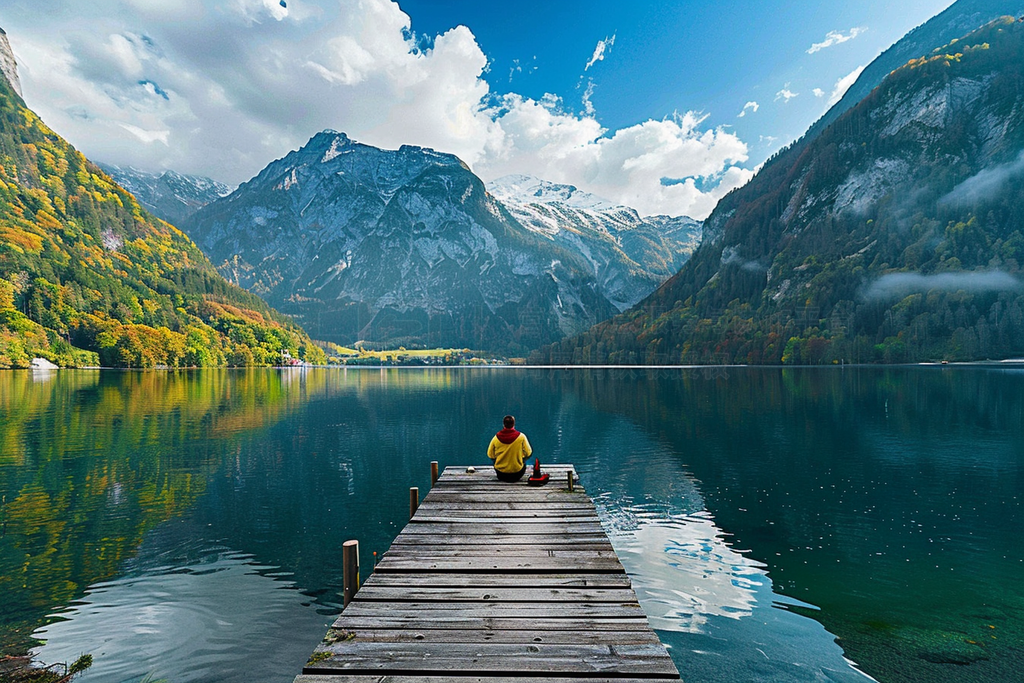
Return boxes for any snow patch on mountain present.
[490,174,619,212]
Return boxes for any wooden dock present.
[295,464,681,682]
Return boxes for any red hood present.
[495,428,521,444]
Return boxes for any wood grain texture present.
[360,573,633,588]
[300,464,680,681]
[313,628,663,645]
[390,534,611,547]
[303,642,678,676]
[330,617,654,632]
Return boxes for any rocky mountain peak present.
[486,173,701,311]
[0,26,23,99]
[184,134,653,352]
[296,130,466,171]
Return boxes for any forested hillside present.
[0,72,325,367]
[537,18,1024,365]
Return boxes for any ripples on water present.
[34,527,332,683]
[577,431,874,682]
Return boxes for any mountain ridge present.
[808,0,1024,143]
[488,174,701,311]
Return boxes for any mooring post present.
[342,539,360,607]
[567,470,574,492]
[410,486,419,519]
[430,461,439,487]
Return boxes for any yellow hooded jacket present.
[487,430,532,473]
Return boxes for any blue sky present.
[401,0,955,158]
[1,0,956,218]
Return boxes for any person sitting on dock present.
[487,415,533,482]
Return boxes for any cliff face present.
[0,27,22,99]
[541,18,1024,365]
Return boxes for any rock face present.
[488,175,700,311]
[542,18,1024,365]
[99,164,231,227]
[0,27,22,99]
[184,132,629,354]
[808,0,1024,142]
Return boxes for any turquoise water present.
[1,367,1021,682]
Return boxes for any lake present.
[1,366,1021,683]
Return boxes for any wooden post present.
[342,540,359,607]
[410,487,419,519]
[567,470,574,492]
[430,461,439,487]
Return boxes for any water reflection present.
[563,366,1024,683]
[607,507,764,631]
[565,416,872,681]
[0,370,327,656]
[34,523,329,683]
[3,368,1023,683]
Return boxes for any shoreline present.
[11,359,1024,371]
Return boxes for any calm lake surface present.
[1,367,1022,683]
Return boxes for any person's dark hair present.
[503,415,515,429]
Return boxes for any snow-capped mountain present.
[183,132,624,354]
[99,164,231,226]
[489,175,701,310]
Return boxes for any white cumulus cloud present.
[479,104,752,218]
[585,34,616,71]
[3,0,749,219]
[807,27,867,54]
[812,88,825,98]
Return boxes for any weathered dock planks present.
[295,464,681,682]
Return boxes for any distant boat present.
[30,357,58,370]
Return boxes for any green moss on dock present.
[323,629,355,644]
[306,650,333,666]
